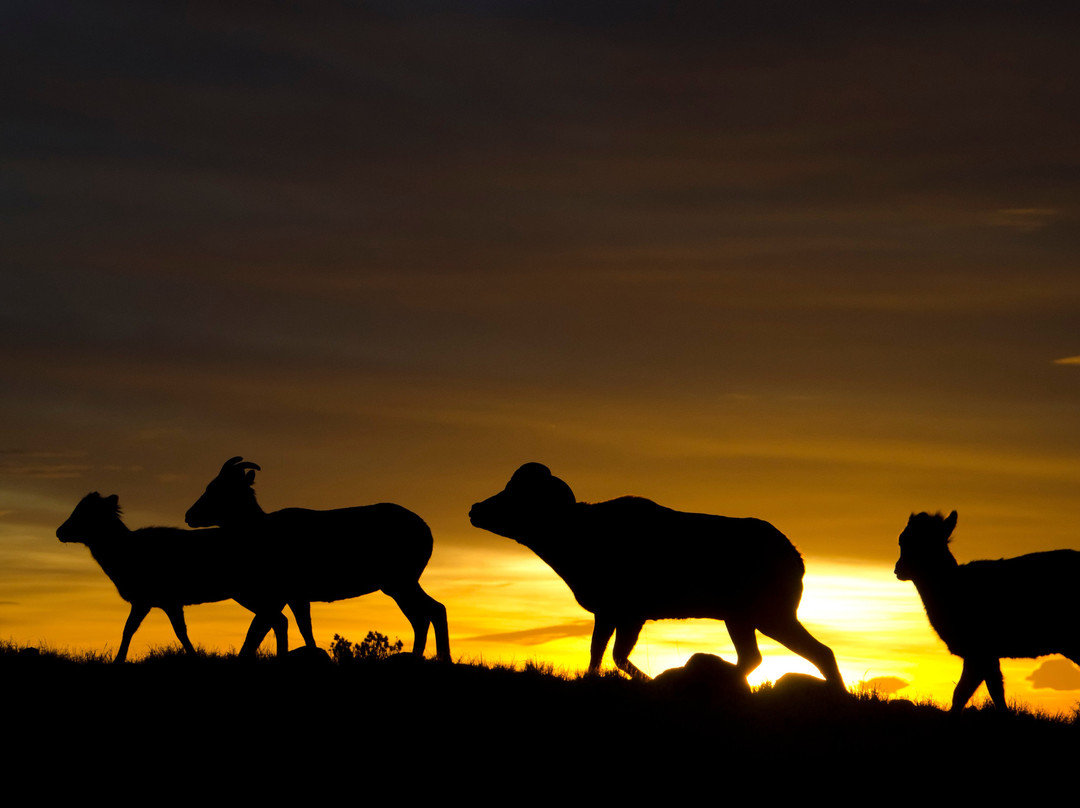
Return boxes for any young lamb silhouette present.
[895,510,1080,711]
[56,492,289,662]
[469,462,844,686]
[185,457,451,661]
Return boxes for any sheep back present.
[470,464,806,624]
[928,550,1080,660]
[91,526,255,608]
[248,503,434,602]
[553,497,806,620]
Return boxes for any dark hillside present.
[5,644,1076,799]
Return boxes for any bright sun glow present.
[18,520,1080,714]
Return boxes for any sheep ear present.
[244,470,257,486]
[944,510,958,535]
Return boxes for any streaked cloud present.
[0,451,91,479]
[988,208,1059,232]
[468,621,594,646]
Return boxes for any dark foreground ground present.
[6,644,1077,800]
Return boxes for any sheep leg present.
[162,604,198,656]
[419,587,451,662]
[289,601,317,648]
[612,620,649,680]
[758,616,845,689]
[983,659,1006,711]
[951,658,986,712]
[726,619,763,678]
[116,602,151,663]
[386,582,451,661]
[431,595,451,662]
[954,658,1007,711]
[240,611,289,658]
[268,611,289,656]
[589,617,615,673]
[239,616,267,657]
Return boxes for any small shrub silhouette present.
[329,632,404,664]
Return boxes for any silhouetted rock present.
[771,671,835,700]
[285,645,332,666]
[653,653,751,702]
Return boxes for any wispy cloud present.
[989,208,1058,232]
[0,451,90,479]
[1053,356,1080,365]
[468,621,593,646]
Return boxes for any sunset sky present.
[5,1,1080,711]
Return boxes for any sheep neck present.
[523,535,572,573]
[516,518,598,596]
[218,491,269,528]
[907,562,964,645]
[84,520,135,582]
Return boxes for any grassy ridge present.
[6,642,1077,798]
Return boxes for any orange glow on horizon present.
[15,536,1079,715]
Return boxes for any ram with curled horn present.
[470,462,843,687]
[186,456,451,660]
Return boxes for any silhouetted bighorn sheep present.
[185,457,451,661]
[56,492,289,663]
[895,510,1080,712]
[469,463,844,687]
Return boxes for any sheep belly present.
[101,529,250,607]
[566,563,804,621]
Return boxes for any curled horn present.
[220,456,261,475]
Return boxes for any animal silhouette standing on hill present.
[469,462,844,687]
[185,457,451,661]
[895,510,1080,711]
[56,492,289,662]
